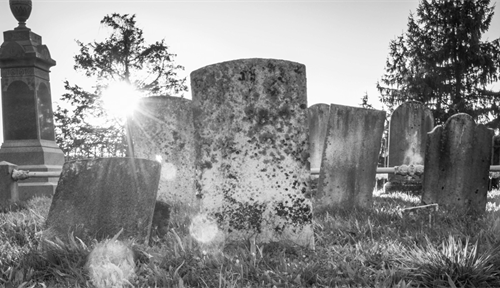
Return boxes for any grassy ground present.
[2,190,500,287]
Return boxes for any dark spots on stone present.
[278,104,292,119]
[244,105,256,119]
[299,103,307,110]
[178,142,185,150]
[214,200,266,234]
[227,173,238,180]
[258,132,275,144]
[293,66,303,74]
[274,196,312,232]
[200,161,213,170]
[441,186,445,190]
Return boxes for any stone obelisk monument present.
[0,0,64,200]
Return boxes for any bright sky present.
[0,0,499,142]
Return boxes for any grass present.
[3,190,500,287]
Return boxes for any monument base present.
[0,139,64,201]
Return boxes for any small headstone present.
[44,158,161,244]
[191,58,313,247]
[385,101,434,193]
[128,96,198,213]
[317,104,385,208]
[422,113,493,215]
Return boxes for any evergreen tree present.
[377,0,500,124]
[54,14,188,159]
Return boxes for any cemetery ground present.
[3,190,500,288]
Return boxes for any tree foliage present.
[54,14,188,160]
[377,0,500,124]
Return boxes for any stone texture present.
[307,103,330,172]
[422,113,493,215]
[385,101,434,193]
[0,22,63,200]
[128,96,197,208]
[490,135,500,190]
[191,58,313,247]
[317,104,386,208]
[0,161,18,210]
[45,158,161,244]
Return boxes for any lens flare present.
[155,154,163,163]
[189,214,219,244]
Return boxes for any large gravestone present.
[44,158,161,244]
[317,104,385,208]
[191,58,313,247]
[385,101,434,193]
[0,0,64,201]
[422,114,493,215]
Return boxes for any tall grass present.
[2,190,500,287]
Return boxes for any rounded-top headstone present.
[191,58,313,247]
[10,0,32,28]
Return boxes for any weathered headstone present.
[44,158,161,244]
[191,58,313,247]
[307,104,330,172]
[385,101,434,193]
[422,113,493,214]
[0,0,64,201]
[307,104,330,197]
[317,104,385,208]
[128,96,197,206]
[127,96,198,238]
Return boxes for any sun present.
[101,82,142,118]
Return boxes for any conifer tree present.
[377,0,500,124]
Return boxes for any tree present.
[377,0,500,124]
[54,13,188,160]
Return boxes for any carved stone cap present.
[10,0,32,30]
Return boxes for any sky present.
[0,0,500,141]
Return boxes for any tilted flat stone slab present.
[44,158,161,244]
[385,101,434,193]
[191,58,313,247]
[422,113,493,214]
[317,104,385,208]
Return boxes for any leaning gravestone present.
[422,113,493,215]
[128,97,197,207]
[191,58,313,247]
[385,101,434,193]
[317,104,385,208]
[44,158,161,244]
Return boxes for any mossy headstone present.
[422,114,493,215]
[317,104,385,208]
[191,58,313,247]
